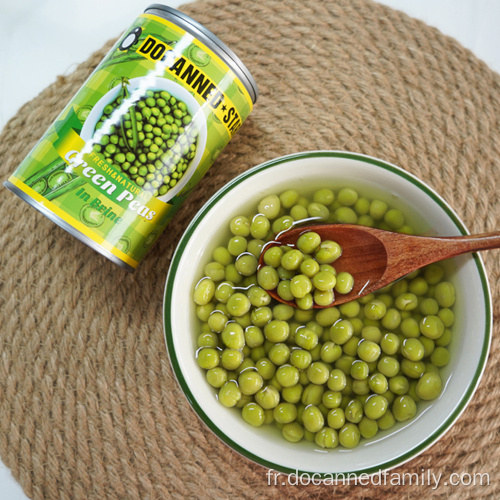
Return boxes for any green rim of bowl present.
[163,150,492,477]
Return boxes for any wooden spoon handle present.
[380,230,500,282]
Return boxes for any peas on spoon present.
[258,223,500,308]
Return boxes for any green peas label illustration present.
[4,5,258,272]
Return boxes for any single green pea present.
[368,372,389,394]
[416,372,442,400]
[213,246,233,266]
[246,286,271,307]
[401,338,425,361]
[369,200,388,220]
[401,359,426,379]
[323,390,342,409]
[350,360,369,381]
[361,325,382,343]
[313,289,335,307]
[204,262,225,282]
[258,195,281,219]
[257,266,279,290]
[329,319,354,344]
[339,422,361,448]
[381,308,402,330]
[272,216,294,234]
[301,405,324,433]
[220,349,244,370]
[364,394,388,420]
[193,278,215,305]
[384,208,405,229]
[197,331,218,348]
[345,398,364,423]
[221,323,245,349]
[282,422,304,443]
[290,204,308,221]
[229,215,250,236]
[357,340,381,362]
[296,293,314,310]
[227,235,247,256]
[242,402,265,427]
[299,258,320,278]
[335,272,354,294]
[273,402,298,424]
[326,407,345,430]
[214,281,234,304]
[339,300,360,318]
[250,214,271,239]
[282,384,303,404]
[312,270,337,291]
[301,383,325,406]
[395,293,418,311]
[255,357,276,380]
[315,427,339,448]
[359,417,378,439]
[226,293,251,317]
[377,409,396,430]
[389,375,409,395]
[294,328,318,351]
[279,189,299,208]
[218,381,242,407]
[297,231,322,254]
[268,343,290,365]
[263,246,283,267]
[409,277,429,296]
[264,320,290,342]
[197,347,220,369]
[255,385,280,409]
[392,395,417,422]
[276,280,294,302]
[238,370,264,395]
[401,317,421,338]
[320,342,342,363]
[328,368,347,391]
[431,346,450,367]
[315,240,342,264]
[206,367,227,388]
[207,311,228,333]
[419,315,445,339]
[307,202,330,220]
[337,187,358,206]
[281,249,304,271]
[290,274,313,298]
[380,333,400,355]
[306,362,330,385]
[276,364,300,387]
[434,282,456,307]
[377,356,400,378]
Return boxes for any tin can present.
[4,4,258,272]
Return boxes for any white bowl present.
[164,151,492,477]
[81,76,207,203]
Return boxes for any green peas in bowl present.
[164,151,491,478]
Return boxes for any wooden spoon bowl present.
[258,224,500,308]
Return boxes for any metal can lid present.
[144,4,258,104]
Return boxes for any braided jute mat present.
[1,0,500,498]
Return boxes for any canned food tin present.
[4,4,258,272]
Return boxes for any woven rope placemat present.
[1,0,499,498]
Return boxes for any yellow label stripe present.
[9,176,139,268]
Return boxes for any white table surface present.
[0,1,499,498]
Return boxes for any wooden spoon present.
[258,224,500,308]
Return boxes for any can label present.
[6,13,253,270]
